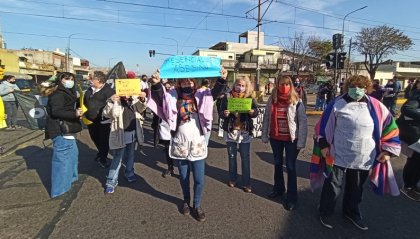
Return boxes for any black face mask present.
[181,86,194,94]
[9,81,16,84]
[294,82,300,87]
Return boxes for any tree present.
[281,32,314,77]
[308,39,333,75]
[353,25,413,80]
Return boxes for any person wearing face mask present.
[383,78,399,116]
[148,68,227,222]
[261,75,308,211]
[102,92,147,194]
[292,77,307,109]
[83,71,115,168]
[368,79,384,101]
[43,72,83,198]
[218,76,258,193]
[317,75,400,230]
[0,75,21,130]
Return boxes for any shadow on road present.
[255,151,311,180]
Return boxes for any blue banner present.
[159,56,221,79]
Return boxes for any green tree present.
[308,39,333,75]
[353,25,413,80]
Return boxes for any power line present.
[3,31,208,48]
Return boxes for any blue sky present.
[1,0,420,75]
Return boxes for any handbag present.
[59,119,82,134]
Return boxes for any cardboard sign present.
[160,55,221,79]
[227,98,252,113]
[115,79,141,96]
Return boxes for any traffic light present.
[332,34,343,50]
[149,50,156,57]
[325,53,336,69]
[337,52,347,69]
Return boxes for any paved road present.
[0,110,419,239]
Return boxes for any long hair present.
[38,72,75,96]
[272,75,299,104]
[233,76,253,98]
[175,78,199,96]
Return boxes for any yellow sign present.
[252,49,267,56]
[115,79,142,96]
[0,96,6,129]
[227,98,252,113]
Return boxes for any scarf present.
[270,95,290,140]
[230,91,246,130]
[178,93,196,123]
[231,91,245,98]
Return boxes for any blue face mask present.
[348,87,365,101]
[63,80,74,89]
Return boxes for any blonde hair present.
[233,76,253,98]
[343,75,373,94]
[272,75,299,104]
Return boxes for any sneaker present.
[267,191,284,199]
[243,187,252,193]
[125,175,137,183]
[284,201,298,211]
[193,206,206,222]
[319,215,333,229]
[5,126,14,131]
[14,125,22,129]
[400,187,420,201]
[104,186,114,194]
[98,159,109,169]
[162,169,175,178]
[344,214,368,231]
[181,202,190,215]
[227,181,236,188]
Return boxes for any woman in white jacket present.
[102,92,147,194]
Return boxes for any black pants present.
[319,166,369,219]
[161,140,174,170]
[87,123,111,160]
[403,151,420,187]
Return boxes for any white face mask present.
[63,80,74,89]
[235,85,246,93]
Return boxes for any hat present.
[127,71,136,79]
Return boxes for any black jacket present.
[218,93,259,135]
[397,90,420,145]
[45,84,81,139]
[83,83,115,123]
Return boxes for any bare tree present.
[281,32,314,77]
[353,25,413,80]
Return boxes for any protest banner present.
[160,55,221,79]
[115,79,141,96]
[227,98,252,113]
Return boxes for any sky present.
[1,0,420,75]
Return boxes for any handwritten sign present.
[227,98,252,113]
[160,55,221,79]
[115,79,141,96]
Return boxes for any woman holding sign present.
[148,68,227,222]
[218,76,258,193]
[261,75,308,211]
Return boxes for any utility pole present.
[346,38,352,79]
[255,0,262,92]
[291,39,296,78]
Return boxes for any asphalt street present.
[0,104,419,239]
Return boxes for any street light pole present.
[108,57,115,69]
[66,33,78,72]
[340,6,367,79]
[342,6,367,46]
[163,37,179,55]
[256,0,262,92]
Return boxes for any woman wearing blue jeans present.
[218,76,258,192]
[261,75,308,211]
[102,93,147,194]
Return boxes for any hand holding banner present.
[115,79,141,96]
[227,98,252,113]
[160,55,221,79]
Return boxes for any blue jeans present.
[106,142,135,188]
[51,136,78,198]
[226,141,251,187]
[177,159,205,208]
[315,97,325,110]
[4,101,18,127]
[269,139,299,202]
